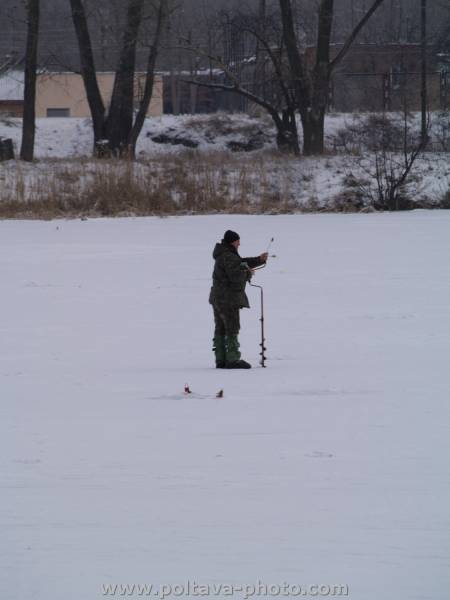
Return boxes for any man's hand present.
[260,252,269,263]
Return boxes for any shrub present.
[330,113,417,154]
[440,187,450,209]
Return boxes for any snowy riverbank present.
[0,113,449,214]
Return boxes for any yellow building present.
[35,72,163,118]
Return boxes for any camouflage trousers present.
[212,303,240,337]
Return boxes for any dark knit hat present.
[223,230,240,244]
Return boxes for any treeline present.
[2,0,449,160]
[1,0,449,72]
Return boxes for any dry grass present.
[0,151,298,219]
[2,149,446,219]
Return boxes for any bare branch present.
[183,77,281,124]
[330,0,386,72]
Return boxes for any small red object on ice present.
[216,389,224,398]
[184,384,192,395]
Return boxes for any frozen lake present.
[1,212,450,600]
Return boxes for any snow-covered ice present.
[1,213,450,600]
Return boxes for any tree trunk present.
[301,0,333,155]
[254,0,267,101]
[301,110,325,155]
[105,0,144,156]
[420,0,428,146]
[129,0,167,155]
[275,108,300,154]
[69,0,106,152]
[20,0,40,162]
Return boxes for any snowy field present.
[1,212,450,600]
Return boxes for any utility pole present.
[420,0,428,146]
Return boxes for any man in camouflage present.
[209,230,268,369]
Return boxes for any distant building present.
[0,70,164,118]
[329,43,446,112]
[0,70,24,116]
[36,72,163,118]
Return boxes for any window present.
[46,108,70,117]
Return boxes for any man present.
[209,230,268,369]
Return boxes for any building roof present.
[0,70,24,101]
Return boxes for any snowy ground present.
[0,112,448,159]
[1,213,450,600]
[6,113,275,158]
[1,114,449,210]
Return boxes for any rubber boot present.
[225,335,251,369]
[213,335,227,368]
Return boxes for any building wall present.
[330,44,443,112]
[35,72,163,118]
[0,100,23,117]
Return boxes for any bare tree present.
[70,0,106,147]
[342,107,430,211]
[20,0,40,162]
[181,0,387,155]
[182,4,301,154]
[366,111,428,210]
[104,0,145,152]
[69,0,168,157]
[279,0,387,155]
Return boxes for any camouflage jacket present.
[208,242,265,309]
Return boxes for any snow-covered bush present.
[330,113,416,154]
[338,112,426,210]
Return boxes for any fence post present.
[383,73,391,111]
[440,71,448,110]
